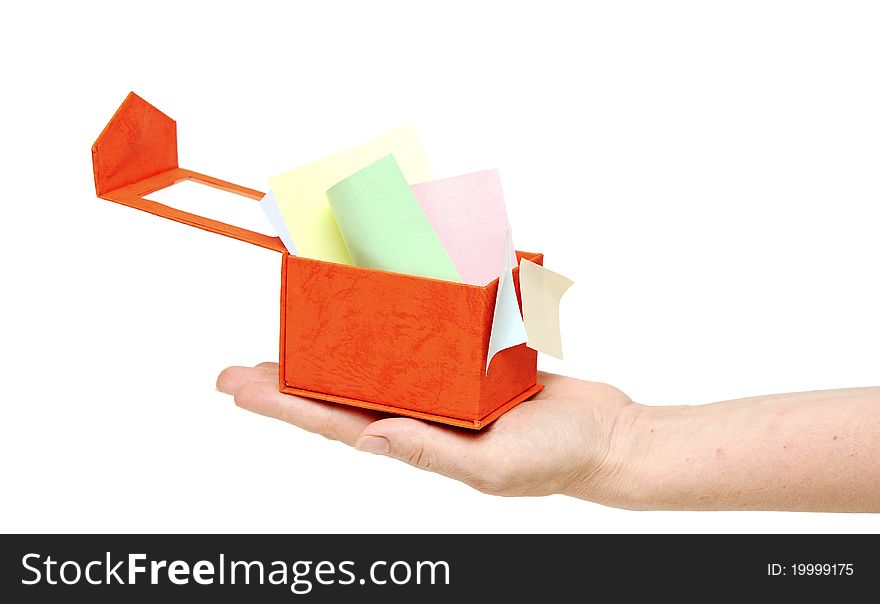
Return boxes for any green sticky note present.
[326,155,462,282]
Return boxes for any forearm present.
[595,387,880,512]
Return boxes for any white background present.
[1,1,878,533]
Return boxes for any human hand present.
[216,363,640,504]
[218,364,880,511]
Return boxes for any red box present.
[93,93,543,429]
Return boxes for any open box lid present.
[92,92,286,254]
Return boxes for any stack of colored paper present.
[260,126,573,368]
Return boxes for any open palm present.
[217,363,635,500]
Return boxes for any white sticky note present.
[486,233,528,372]
[259,190,297,254]
[520,259,574,359]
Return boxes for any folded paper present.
[326,155,461,282]
[411,169,516,286]
[487,233,528,371]
[269,126,433,265]
[259,190,297,254]
[520,259,574,359]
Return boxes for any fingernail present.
[356,436,390,455]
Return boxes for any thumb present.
[354,417,483,480]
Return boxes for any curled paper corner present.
[486,232,528,373]
[519,259,574,360]
[259,190,298,255]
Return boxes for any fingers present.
[217,363,494,489]
[354,417,488,485]
[217,369,379,445]
[216,365,276,393]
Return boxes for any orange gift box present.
[92,93,544,429]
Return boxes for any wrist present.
[561,400,681,509]
[598,403,705,510]
[556,391,651,507]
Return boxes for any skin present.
[217,363,880,512]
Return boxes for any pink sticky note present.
[411,169,517,286]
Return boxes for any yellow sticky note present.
[268,126,434,264]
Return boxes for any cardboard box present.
[92,92,543,429]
